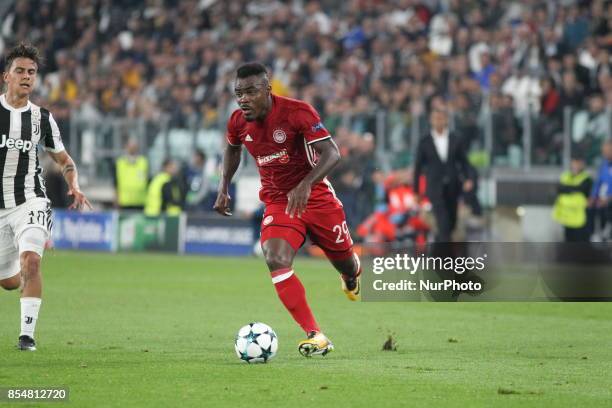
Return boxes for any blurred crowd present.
[1,0,611,226]
[2,1,610,129]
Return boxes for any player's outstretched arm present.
[48,150,92,210]
[214,144,242,216]
[286,138,340,218]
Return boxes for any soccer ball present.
[234,322,278,363]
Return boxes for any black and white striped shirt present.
[0,94,65,209]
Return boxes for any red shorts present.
[260,201,354,260]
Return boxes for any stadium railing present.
[69,105,611,206]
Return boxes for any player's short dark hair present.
[4,43,42,72]
[236,62,268,79]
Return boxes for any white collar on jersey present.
[0,94,32,113]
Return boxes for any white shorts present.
[0,198,52,280]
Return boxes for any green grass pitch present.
[1,251,611,407]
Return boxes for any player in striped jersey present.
[0,44,91,351]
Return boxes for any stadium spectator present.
[144,158,184,217]
[534,77,563,164]
[357,170,430,247]
[590,139,612,241]
[485,92,521,164]
[560,70,586,112]
[113,139,149,211]
[573,93,611,163]
[540,77,562,119]
[563,52,591,92]
[185,149,215,213]
[328,128,372,228]
[563,5,590,52]
[472,50,496,91]
[452,92,479,148]
[502,67,542,116]
[553,154,593,242]
[414,108,475,242]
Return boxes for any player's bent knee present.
[263,247,293,270]
[264,252,293,271]
[262,239,295,271]
[18,227,47,258]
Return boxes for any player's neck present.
[4,91,29,109]
[257,95,273,121]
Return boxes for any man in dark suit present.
[414,108,475,242]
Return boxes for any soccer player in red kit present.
[214,63,361,357]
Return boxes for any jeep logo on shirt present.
[0,134,34,152]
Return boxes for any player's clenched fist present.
[286,180,311,218]
[213,190,232,216]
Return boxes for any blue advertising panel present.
[184,215,254,256]
[51,210,116,252]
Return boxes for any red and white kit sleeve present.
[294,105,331,145]
[226,111,242,146]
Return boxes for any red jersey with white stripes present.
[226,94,341,208]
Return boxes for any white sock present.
[20,297,42,338]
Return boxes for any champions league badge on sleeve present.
[311,122,325,132]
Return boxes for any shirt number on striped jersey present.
[27,210,49,229]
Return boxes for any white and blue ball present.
[234,322,278,363]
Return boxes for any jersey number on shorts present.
[27,210,51,231]
[332,221,352,244]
